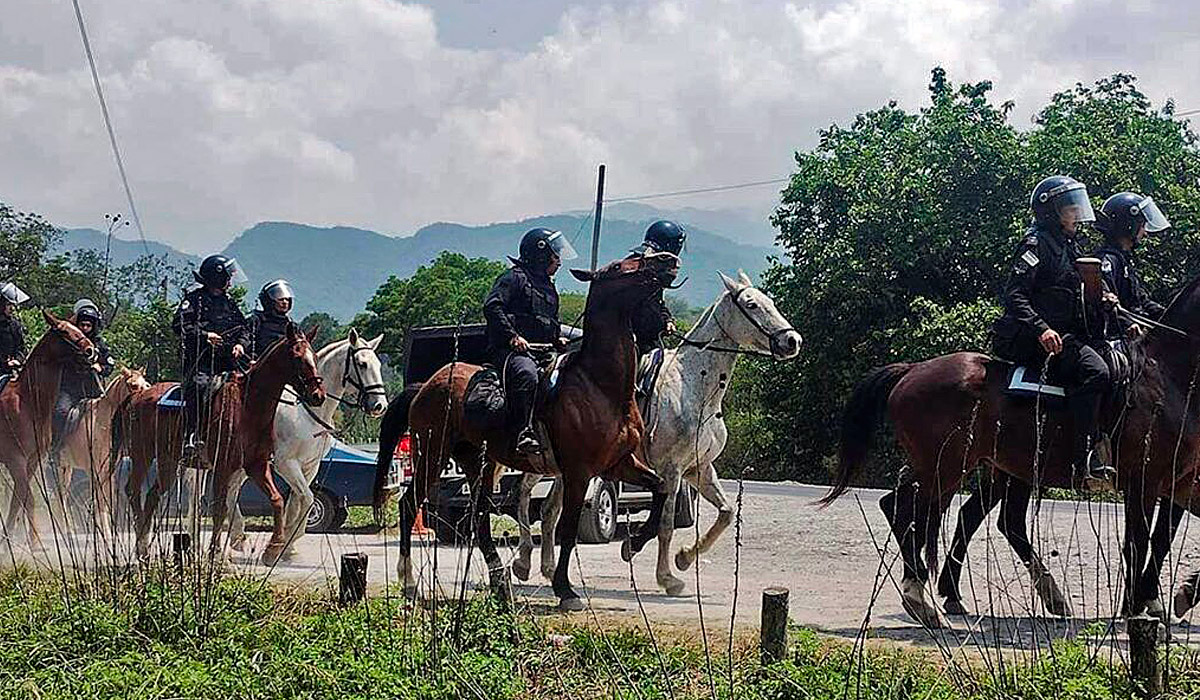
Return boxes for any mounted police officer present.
[248,279,296,360]
[50,299,114,461]
[993,175,1116,491]
[0,282,29,374]
[483,228,577,454]
[172,254,249,458]
[1094,192,1169,331]
[631,220,685,358]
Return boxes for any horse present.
[117,322,325,562]
[220,329,387,557]
[373,252,681,611]
[0,310,97,548]
[820,274,1200,628]
[49,367,151,542]
[511,270,802,595]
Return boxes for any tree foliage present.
[741,70,1200,484]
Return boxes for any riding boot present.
[1070,389,1115,493]
[510,388,543,455]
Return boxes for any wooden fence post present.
[339,552,369,606]
[761,587,789,664]
[1128,614,1161,697]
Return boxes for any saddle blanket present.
[1005,365,1066,398]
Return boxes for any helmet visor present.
[545,231,579,261]
[1,282,30,305]
[223,257,249,285]
[1138,197,1171,233]
[264,279,294,301]
[1054,186,1096,226]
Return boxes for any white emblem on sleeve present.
[1020,250,1039,268]
[1101,259,1113,274]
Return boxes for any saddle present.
[463,351,576,434]
[636,348,665,400]
[0,373,11,394]
[1003,340,1135,401]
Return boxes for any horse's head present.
[713,271,802,360]
[570,250,680,312]
[283,323,326,407]
[342,328,388,418]
[40,308,97,369]
[121,366,152,393]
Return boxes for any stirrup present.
[516,430,543,455]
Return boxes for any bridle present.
[281,341,385,433]
[671,287,798,361]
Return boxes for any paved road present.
[9,479,1200,657]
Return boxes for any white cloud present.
[0,0,1197,252]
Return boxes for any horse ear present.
[368,333,384,350]
[737,269,753,287]
[347,327,360,345]
[718,271,739,294]
[304,324,321,342]
[570,268,594,283]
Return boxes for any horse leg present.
[512,472,542,582]
[3,461,32,544]
[675,462,734,573]
[995,479,1071,617]
[207,467,232,564]
[244,460,288,566]
[539,478,563,581]
[552,473,588,611]
[1122,484,1159,618]
[649,465,686,596]
[881,484,945,628]
[396,481,424,599]
[226,471,249,552]
[1142,498,1185,622]
[276,458,313,558]
[938,472,1003,614]
[464,453,506,597]
[617,455,668,562]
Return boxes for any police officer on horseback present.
[0,282,29,374]
[172,254,249,459]
[631,220,685,358]
[1094,192,1169,330]
[248,279,296,360]
[484,228,578,454]
[993,175,1116,490]
[49,299,114,460]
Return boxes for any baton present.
[1117,304,1190,338]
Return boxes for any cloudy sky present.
[1,0,1197,253]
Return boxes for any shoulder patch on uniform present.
[180,300,191,310]
[1020,250,1039,268]
[1101,258,1113,274]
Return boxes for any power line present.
[603,177,791,204]
[70,0,150,256]
[1175,107,1200,118]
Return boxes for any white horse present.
[217,329,387,559]
[513,271,801,594]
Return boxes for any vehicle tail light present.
[394,433,413,480]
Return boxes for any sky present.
[1,0,1198,253]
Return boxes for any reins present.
[670,287,798,360]
[278,341,386,436]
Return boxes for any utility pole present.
[590,164,606,271]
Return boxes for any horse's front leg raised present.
[675,461,734,574]
[512,472,542,581]
[244,456,287,566]
[616,453,667,563]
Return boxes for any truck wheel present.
[306,490,347,533]
[577,481,618,544]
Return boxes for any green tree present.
[354,252,507,368]
[298,312,345,349]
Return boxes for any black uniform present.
[248,308,291,360]
[483,262,560,431]
[993,224,1112,471]
[172,287,249,440]
[0,314,25,372]
[51,334,113,451]
[1096,244,1165,323]
[632,288,672,357]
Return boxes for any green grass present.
[0,567,1192,699]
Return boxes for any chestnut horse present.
[49,367,151,542]
[116,323,325,562]
[0,310,96,547]
[373,252,681,610]
[822,274,1200,628]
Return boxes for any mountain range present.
[56,205,779,321]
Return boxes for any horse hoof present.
[621,539,634,562]
[512,558,531,582]
[260,545,285,566]
[900,580,945,629]
[1146,598,1175,627]
[661,577,686,597]
[558,596,586,612]
[1175,586,1197,620]
[540,564,556,581]
[943,599,969,616]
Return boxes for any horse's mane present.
[1159,272,1200,324]
[315,336,351,362]
[248,332,301,378]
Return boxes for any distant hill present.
[56,228,198,271]
[58,207,778,321]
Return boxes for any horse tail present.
[818,362,914,507]
[373,383,422,518]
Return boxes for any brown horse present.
[0,310,96,547]
[373,252,680,610]
[822,275,1200,628]
[117,323,324,562]
[49,367,151,542]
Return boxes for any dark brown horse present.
[822,275,1200,628]
[373,252,680,610]
[117,323,324,562]
[0,310,96,547]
